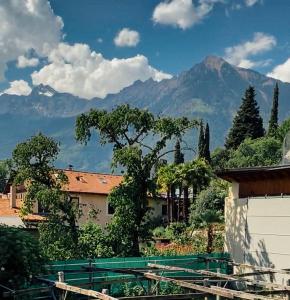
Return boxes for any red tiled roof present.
[0,198,45,221]
[62,170,123,195]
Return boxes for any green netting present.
[41,253,231,297]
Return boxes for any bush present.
[0,225,45,289]
[152,226,166,238]
[78,222,113,258]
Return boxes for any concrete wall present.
[225,185,290,283]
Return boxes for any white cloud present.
[267,58,290,83]
[114,28,140,47]
[31,43,172,99]
[0,0,63,80]
[3,80,32,96]
[245,0,260,7]
[17,55,39,68]
[224,32,276,68]
[152,0,223,30]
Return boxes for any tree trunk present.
[207,224,214,253]
[183,186,189,223]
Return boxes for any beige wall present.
[225,182,290,283]
[68,193,164,228]
[12,190,164,228]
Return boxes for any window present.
[38,201,50,215]
[107,202,115,215]
[70,196,79,208]
[162,204,167,216]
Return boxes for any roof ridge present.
[59,168,123,177]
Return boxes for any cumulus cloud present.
[17,55,39,68]
[224,32,276,68]
[267,59,290,83]
[152,0,223,30]
[0,0,63,80]
[31,43,172,99]
[3,80,32,96]
[114,28,140,47]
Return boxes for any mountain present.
[0,56,290,171]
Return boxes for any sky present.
[1,0,290,99]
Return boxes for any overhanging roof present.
[216,164,290,182]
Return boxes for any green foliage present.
[76,105,198,255]
[226,137,282,168]
[11,133,84,260]
[198,121,211,163]
[0,225,45,289]
[212,136,282,170]
[268,82,279,137]
[157,160,212,195]
[198,120,205,159]
[78,222,113,258]
[211,147,231,171]
[276,117,290,142]
[159,282,184,295]
[152,226,166,238]
[225,86,264,149]
[190,179,227,253]
[38,219,77,261]
[204,123,211,163]
[164,222,189,243]
[107,180,149,256]
[174,140,184,164]
[0,160,9,192]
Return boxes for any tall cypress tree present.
[204,123,211,163]
[268,82,279,137]
[225,86,264,150]
[198,121,205,158]
[174,140,184,164]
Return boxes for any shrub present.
[0,225,45,289]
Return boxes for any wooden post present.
[216,268,221,300]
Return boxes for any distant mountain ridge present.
[0,56,289,171]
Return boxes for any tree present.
[174,140,184,164]
[0,225,45,289]
[225,86,264,149]
[268,83,279,137]
[204,123,211,163]
[0,160,9,193]
[226,137,282,168]
[157,160,212,222]
[11,133,82,259]
[190,179,227,253]
[78,222,113,258]
[198,121,205,159]
[75,105,197,255]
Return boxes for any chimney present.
[10,184,16,208]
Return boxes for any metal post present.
[216,268,221,300]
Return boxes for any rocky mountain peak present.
[31,84,56,97]
[201,55,228,72]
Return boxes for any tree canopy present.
[225,86,264,149]
[76,105,198,255]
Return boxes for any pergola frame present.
[4,257,290,300]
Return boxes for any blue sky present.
[1,0,290,98]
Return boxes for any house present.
[218,165,290,283]
[0,169,166,228]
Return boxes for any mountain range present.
[0,56,289,172]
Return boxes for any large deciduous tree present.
[225,86,264,149]
[75,105,198,255]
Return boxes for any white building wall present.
[226,194,290,283]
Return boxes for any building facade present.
[0,169,166,228]
[218,165,290,283]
